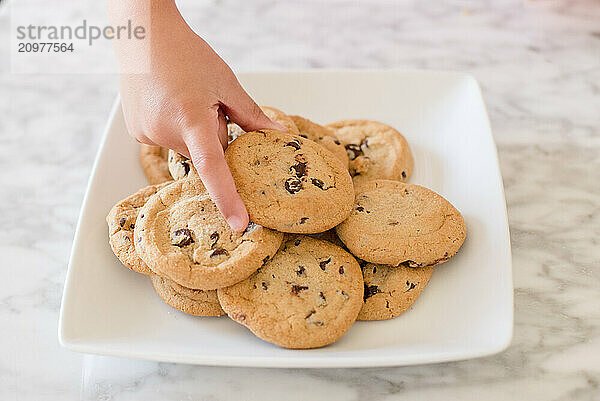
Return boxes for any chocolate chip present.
[140,214,144,219]
[243,221,258,234]
[364,284,380,301]
[210,247,228,257]
[209,231,219,247]
[296,265,305,275]
[285,177,303,194]
[372,266,377,274]
[356,206,364,212]
[333,139,341,145]
[319,257,331,271]
[291,284,309,295]
[311,178,326,189]
[179,161,190,176]
[406,280,417,291]
[307,314,323,325]
[319,292,326,302]
[340,290,349,300]
[262,282,268,290]
[290,162,307,178]
[385,300,390,309]
[300,134,308,139]
[294,239,301,246]
[118,217,126,227]
[284,140,301,150]
[339,265,344,274]
[171,228,194,247]
[345,143,363,160]
[299,217,309,224]
[305,310,323,325]
[129,223,135,229]
[401,171,407,179]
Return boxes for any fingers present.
[134,133,155,145]
[220,79,288,133]
[185,127,249,232]
[216,107,228,150]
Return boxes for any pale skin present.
[107,0,286,232]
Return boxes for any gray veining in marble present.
[0,0,599,400]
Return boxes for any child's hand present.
[109,0,286,232]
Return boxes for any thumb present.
[221,79,288,133]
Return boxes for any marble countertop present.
[1,0,599,400]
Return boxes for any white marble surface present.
[1,0,599,400]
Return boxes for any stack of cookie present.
[107,106,466,349]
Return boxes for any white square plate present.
[59,70,513,367]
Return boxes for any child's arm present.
[107,0,286,231]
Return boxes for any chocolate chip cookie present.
[217,236,363,349]
[150,275,224,317]
[140,144,172,185]
[225,130,354,233]
[359,262,434,321]
[290,115,349,168]
[336,180,466,266]
[307,229,346,249]
[167,150,196,180]
[260,106,300,135]
[134,179,284,290]
[326,120,414,187]
[106,182,172,275]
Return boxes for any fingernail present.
[271,120,288,132]
[227,215,246,232]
